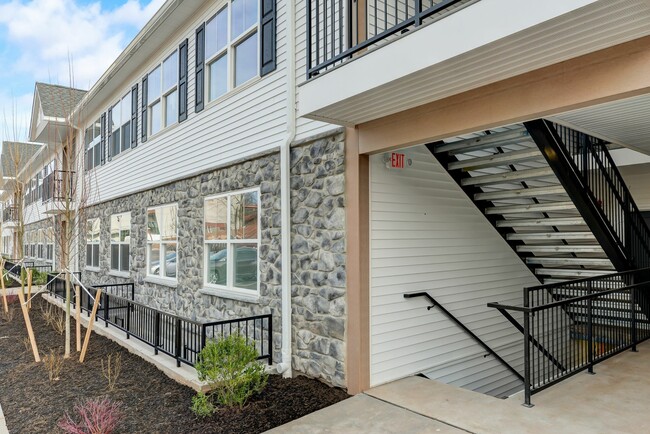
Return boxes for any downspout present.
[277,0,297,377]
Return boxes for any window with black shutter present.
[195,23,205,113]
[131,84,138,148]
[179,39,188,122]
[141,75,148,143]
[260,0,276,76]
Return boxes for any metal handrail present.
[404,291,523,382]
[488,267,650,406]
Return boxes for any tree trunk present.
[64,271,71,358]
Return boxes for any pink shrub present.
[58,398,123,434]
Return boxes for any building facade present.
[2,0,650,399]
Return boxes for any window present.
[146,204,178,279]
[148,51,178,136]
[110,213,131,272]
[110,93,132,158]
[84,119,101,170]
[46,227,54,263]
[86,218,100,268]
[204,189,259,293]
[37,229,44,259]
[205,0,258,102]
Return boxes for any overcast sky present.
[0,0,164,142]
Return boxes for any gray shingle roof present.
[1,141,43,178]
[35,82,86,118]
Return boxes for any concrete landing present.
[265,394,468,433]
[270,340,650,433]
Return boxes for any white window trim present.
[205,0,260,104]
[84,119,101,171]
[86,218,100,269]
[148,51,179,136]
[110,92,132,158]
[203,187,261,299]
[110,212,131,273]
[146,203,178,282]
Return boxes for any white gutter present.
[277,0,297,377]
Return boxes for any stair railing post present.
[587,281,594,374]
[126,301,131,340]
[631,273,637,352]
[523,288,533,407]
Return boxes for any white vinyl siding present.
[84,0,289,205]
[369,145,541,397]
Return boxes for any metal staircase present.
[431,125,616,284]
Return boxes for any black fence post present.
[175,319,182,368]
[104,293,110,327]
[267,315,273,365]
[154,312,160,355]
[126,301,131,340]
[587,281,594,374]
[201,324,207,351]
[523,289,533,408]
[631,274,638,352]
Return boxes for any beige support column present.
[345,127,370,394]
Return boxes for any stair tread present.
[535,268,612,277]
[436,128,530,154]
[486,201,576,215]
[496,217,586,227]
[507,232,596,241]
[475,185,567,201]
[448,148,543,171]
[517,245,605,253]
[526,257,613,266]
[462,167,556,187]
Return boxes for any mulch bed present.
[0,296,349,433]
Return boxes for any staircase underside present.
[432,125,616,284]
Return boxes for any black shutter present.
[100,113,106,166]
[141,76,148,143]
[260,0,276,76]
[131,84,138,148]
[195,23,205,113]
[107,108,113,162]
[178,38,189,122]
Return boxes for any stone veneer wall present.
[24,217,57,267]
[79,129,347,388]
[290,130,346,388]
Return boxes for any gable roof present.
[1,141,43,178]
[35,82,87,119]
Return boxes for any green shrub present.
[21,268,48,285]
[190,392,214,418]
[194,334,268,410]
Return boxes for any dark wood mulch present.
[0,296,349,433]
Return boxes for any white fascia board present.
[298,0,598,118]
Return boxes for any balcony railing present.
[43,170,75,203]
[306,0,475,78]
[2,205,18,223]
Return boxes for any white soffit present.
[300,0,650,125]
[551,93,650,155]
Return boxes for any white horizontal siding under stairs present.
[370,145,543,397]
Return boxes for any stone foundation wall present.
[79,129,347,388]
[290,131,346,388]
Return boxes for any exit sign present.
[391,152,405,169]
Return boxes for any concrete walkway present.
[270,340,650,433]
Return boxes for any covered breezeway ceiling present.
[551,93,650,155]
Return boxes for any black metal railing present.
[3,259,36,279]
[404,291,523,382]
[2,206,18,223]
[488,268,650,407]
[43,170,75,202]
[306,0,474,78]
[46,277,273,367]
[527,120,650,272]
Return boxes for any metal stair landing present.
[430,126,616,284]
